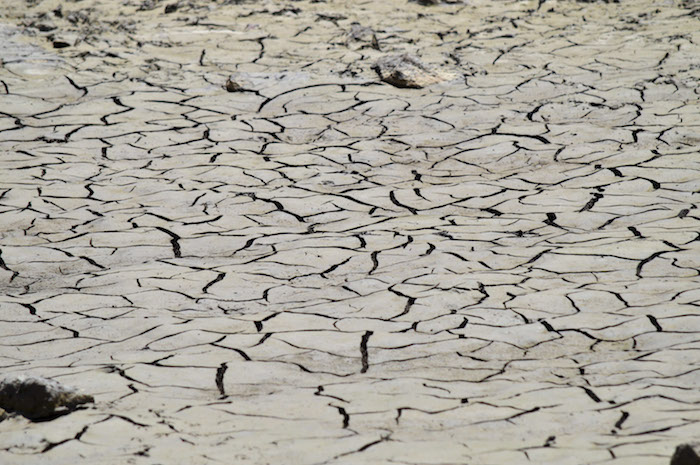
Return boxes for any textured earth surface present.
[1,0,699,464]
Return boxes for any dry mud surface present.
[1,0,699,463]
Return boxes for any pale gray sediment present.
[0,0,699,463]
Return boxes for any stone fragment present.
[225,74,250,92]
[671,444,700,465]
[373,54,453,88]
[0,375,94,420]
[225,78,243,92]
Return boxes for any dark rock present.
[164,3,178,13]
[53,40,70,49]
[0,375,94,420]
[671,444,700,465]
[225,75,248,92]
[373,54,453,88]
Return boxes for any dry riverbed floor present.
[1,0,699,464]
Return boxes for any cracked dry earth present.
[1,0,699,463]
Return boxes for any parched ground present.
[0,0,699,463]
